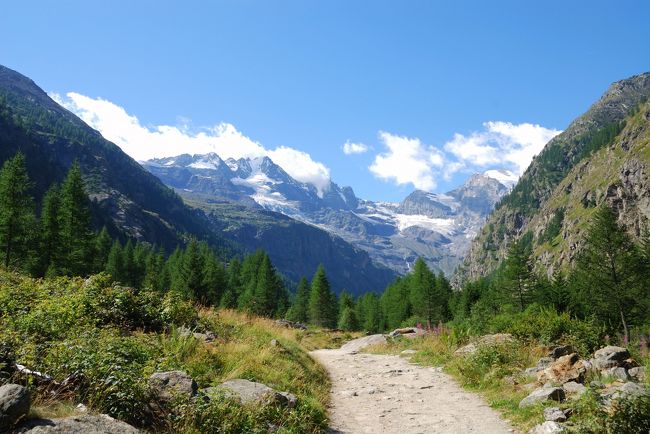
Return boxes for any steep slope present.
[460,72,650,281]
[145,154,511,275]
[0,64,225,250]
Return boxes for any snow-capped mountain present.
[143,153,512,275]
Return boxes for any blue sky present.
[2,1,649,201]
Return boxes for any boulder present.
[0,384,30,430]
[274,319,307,330]
[519,387,565,408]
[453,334,514,356]
[178,326,216,343]
[530,421,565,434]
[388,327,427,339]
[18,414,141,433]
[592,346,630,370]
[629,366,646,381]
[339,335,387,353]
[525,357,555,375]
[278,392,298,408]
[562,381,586,398]
[208,379,290,407]
[548,345,574,360]
[148,371,197,403]
[400,349,417,355]
[537,353,585,385]
[605,367,629,381]
[543,407,567,422]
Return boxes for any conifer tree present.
[59,162,93,276]
[122,240,136,286]
[40,183,62,274]
[504,240,535,311]
[381,277,411,329]
[221,258,242,308]
[180,239,204,300]
[199,242,227,305]
[576,204,644,342]
[286,277,310,323]
[106,240,124,282]
[357,292,383,333]
[337,290,359,331]
[0,153,35,269]
[409,258,441,327]
[93,227,112,273]
[308,265,337,328]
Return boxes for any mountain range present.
[460,71,650,282]
[0,64,395,295]
[143,154,514,276]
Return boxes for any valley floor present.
[311,336,515,434]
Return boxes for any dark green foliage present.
[286,277,310,323]
[572,204,645,341]
[59,161,93,276]
[308,265,338,328]
[39,184,62,274]
[238,250,289,318]
[337,290,359,331]
[356,292,383,333]
[605,393,650,434]
[409,258,449,327]
[503,239,536,311]
[93,227,112,272]
[0,152,35,269]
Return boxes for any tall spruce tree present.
[409,258,442,327]
[337,290,359,331]
[504,240,535,311]
[59,162,93,276]
[221,258,242,308]
[106,240,124,282]
[40,184,62,274]
[0,153,35,269]
[308,265,337,328]
[286,277,310,323]
[576,204,644,342]
[93,227,112,273]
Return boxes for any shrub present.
[606,393,650,434]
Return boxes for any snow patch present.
[395,214,455,235]
[484,169,518,188]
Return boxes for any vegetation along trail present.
[311,335,515,434]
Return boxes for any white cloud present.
[51,92,332,193]
[369,122,561,191]
[444,121,561,175]
[369,132,445,191]
[342,141,368,155]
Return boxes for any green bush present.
[606,393,650,434]
[449,342,529,388]
[487,306,604,355]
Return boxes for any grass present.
[0,270,347,433]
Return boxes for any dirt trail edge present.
[311,335,516,434]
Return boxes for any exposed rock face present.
[562,381,586,398]
[592,346,630,370]
[519,387,565,408]
[18,414,141,433]
[543,407,567,422]
[629,366,646,381]
[0,384,30,430]
[205,379,293,407]
[148,371,197,403]
[339,334,387,354]
[459,72,650,282]
[537,353,586,385]
[530,421,565,434]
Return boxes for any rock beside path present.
[204,379,295,407]
[339,334,386,353]
[453,333,514,356]
[519,387,565,408]
[17,414,141,433]
[0,384,30,430]
[148,371,197,402]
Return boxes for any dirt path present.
[311,335,516,434]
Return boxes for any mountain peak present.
[483,169,518,189]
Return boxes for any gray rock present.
[606,367,629,381]
[18,414,141,433]
[524,366,544,375]
[211,379,289,406]
[453,334,514,356]
[278,392,298,408]
[400,349,417,355]
[0,384,30,430]
[544,407,567,422]
[549,345,574,360]
[148,371,197,402]
[519,387,565,408]
[589,380,604,389]
[592,346,630,370]
[530,421,565,434]
[617,381,648,398]
[537,357,555,368]
[629,366,645,381]
[563,381,586,398]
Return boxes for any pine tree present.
[409,258,442,327]
[381,277,411,329]
[0,153,35,269]
[221,258,242,308]
[106,240,124,282]
[143,246,165,291]
[575,204,644,342]
[308,265,337,328]
[40,183,62,274]
[337,290,359,331]
[59,162,93,276]
[199,242,227,306]
[181,239,204,300]
[357,293,383,333]
[93,227,112,273]
[122,240,136,286]
[286,277,310,323]
[504,240,535,311]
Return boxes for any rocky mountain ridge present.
[459,72,650,282]
[144,153,513,275]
